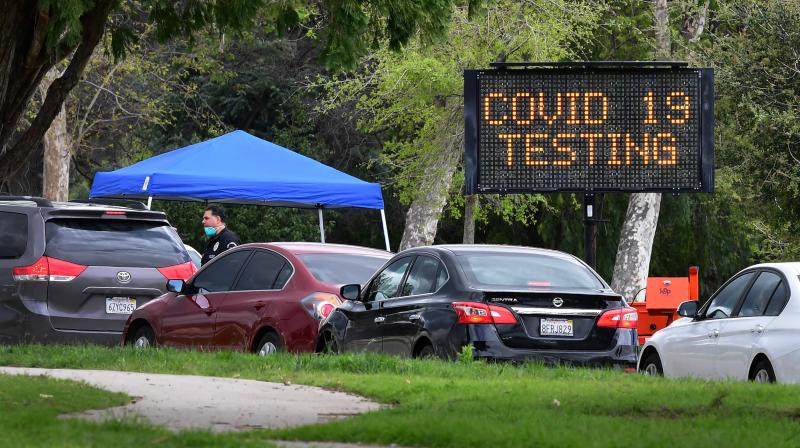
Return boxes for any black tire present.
[750,358,776,383]
[639,351,663,376]
[255,332,282,357]
[130,325,156,349]
[320,331,340,355]
[416,344,435,359]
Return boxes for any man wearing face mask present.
[200,205,241,266]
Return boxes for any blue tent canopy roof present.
[89,131,384,209]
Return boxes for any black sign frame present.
[463,65,714,194]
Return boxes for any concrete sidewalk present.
[0,367,381,432]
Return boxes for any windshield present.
[456,252,605,289]
[299,253,389,285]
[45,219,189,267]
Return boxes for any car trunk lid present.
[43,215,191,332]
[485,290,626,351]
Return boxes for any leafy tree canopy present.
[0,0,478,186]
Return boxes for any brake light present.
[104,211,126,215]
[301,292,341,320]
[597,307,638,329]
[452,302,518,325]
[157,261,197,280]
[12,256,86,282]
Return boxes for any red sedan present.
[122,243,391,355]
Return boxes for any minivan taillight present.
[452,302,518,324]
[301,293,342,320]
[157,261,197,280]
[596,307,638,329]
[12,256,87,282]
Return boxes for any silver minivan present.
[0,196,195,345]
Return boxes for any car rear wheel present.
[640,351,663,376]
[416,344,435,359]
[132,325,156,349]
[750,358,776,383]
[255,332,282,357]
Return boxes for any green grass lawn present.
[0,373,276,448]
[2,344,800,447]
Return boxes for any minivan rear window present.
[0,211,28,259]
[45,219,189,267]
[456,252,605,289]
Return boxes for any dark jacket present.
[201,227,241,266]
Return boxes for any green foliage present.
[581,0,652,60]
[101,0,467,69]
[457,343,475,363]
[702,0,800,259]
[71,29,387,249]
[318,0,603,227]
[39,0,95,51]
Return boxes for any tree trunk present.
[39,67,70,201]
[463,195,477,244]
[653,0,671,59]
[610,0,671,300]
[611,193,662,299]
[399,120,462,251]
[0,1,112,181]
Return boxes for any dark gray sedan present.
[317,244,638,366]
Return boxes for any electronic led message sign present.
[463,67,714,194]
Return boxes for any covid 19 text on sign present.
[463,67,714,193]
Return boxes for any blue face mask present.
[204,226,217,237]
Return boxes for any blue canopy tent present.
[89,130,390,250]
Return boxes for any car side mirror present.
[340,284,361,301]
[167,279,185,294]
[677,300,698,318]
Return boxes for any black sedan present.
[317,244,638,366]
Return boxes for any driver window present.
[367,257,412,302]
[737,272,781,317]
[401,256,442,296]
[194,250,251,293]
[705,272,755,319]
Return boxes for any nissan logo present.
[117,271,132,284]
[552,297,564,308]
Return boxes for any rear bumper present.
[465,324,638,366]
[0,301,121,346]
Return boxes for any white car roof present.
[742,262,800,275]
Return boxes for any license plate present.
[540,318,573,337]
[106,297,137,314]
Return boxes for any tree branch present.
[0,0,114,180]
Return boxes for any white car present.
[184,244,202,269]
[639,263,800,383]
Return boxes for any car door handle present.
[409,314,421,321]
[374,316,386,323]
[204,307,216,315]
[254,301,265,310]
[708,329,719,338]
[751,325,765,334]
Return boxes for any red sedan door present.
[159,249,252,349]
[159,291,222,348]
[213,249,294,351]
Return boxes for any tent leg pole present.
[146,196,152,210]
[380,209,390,251]
[318,207,325,243]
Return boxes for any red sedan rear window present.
[298,253,389,285]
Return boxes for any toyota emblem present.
[552,297,564,308]
[117,271,132,284]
